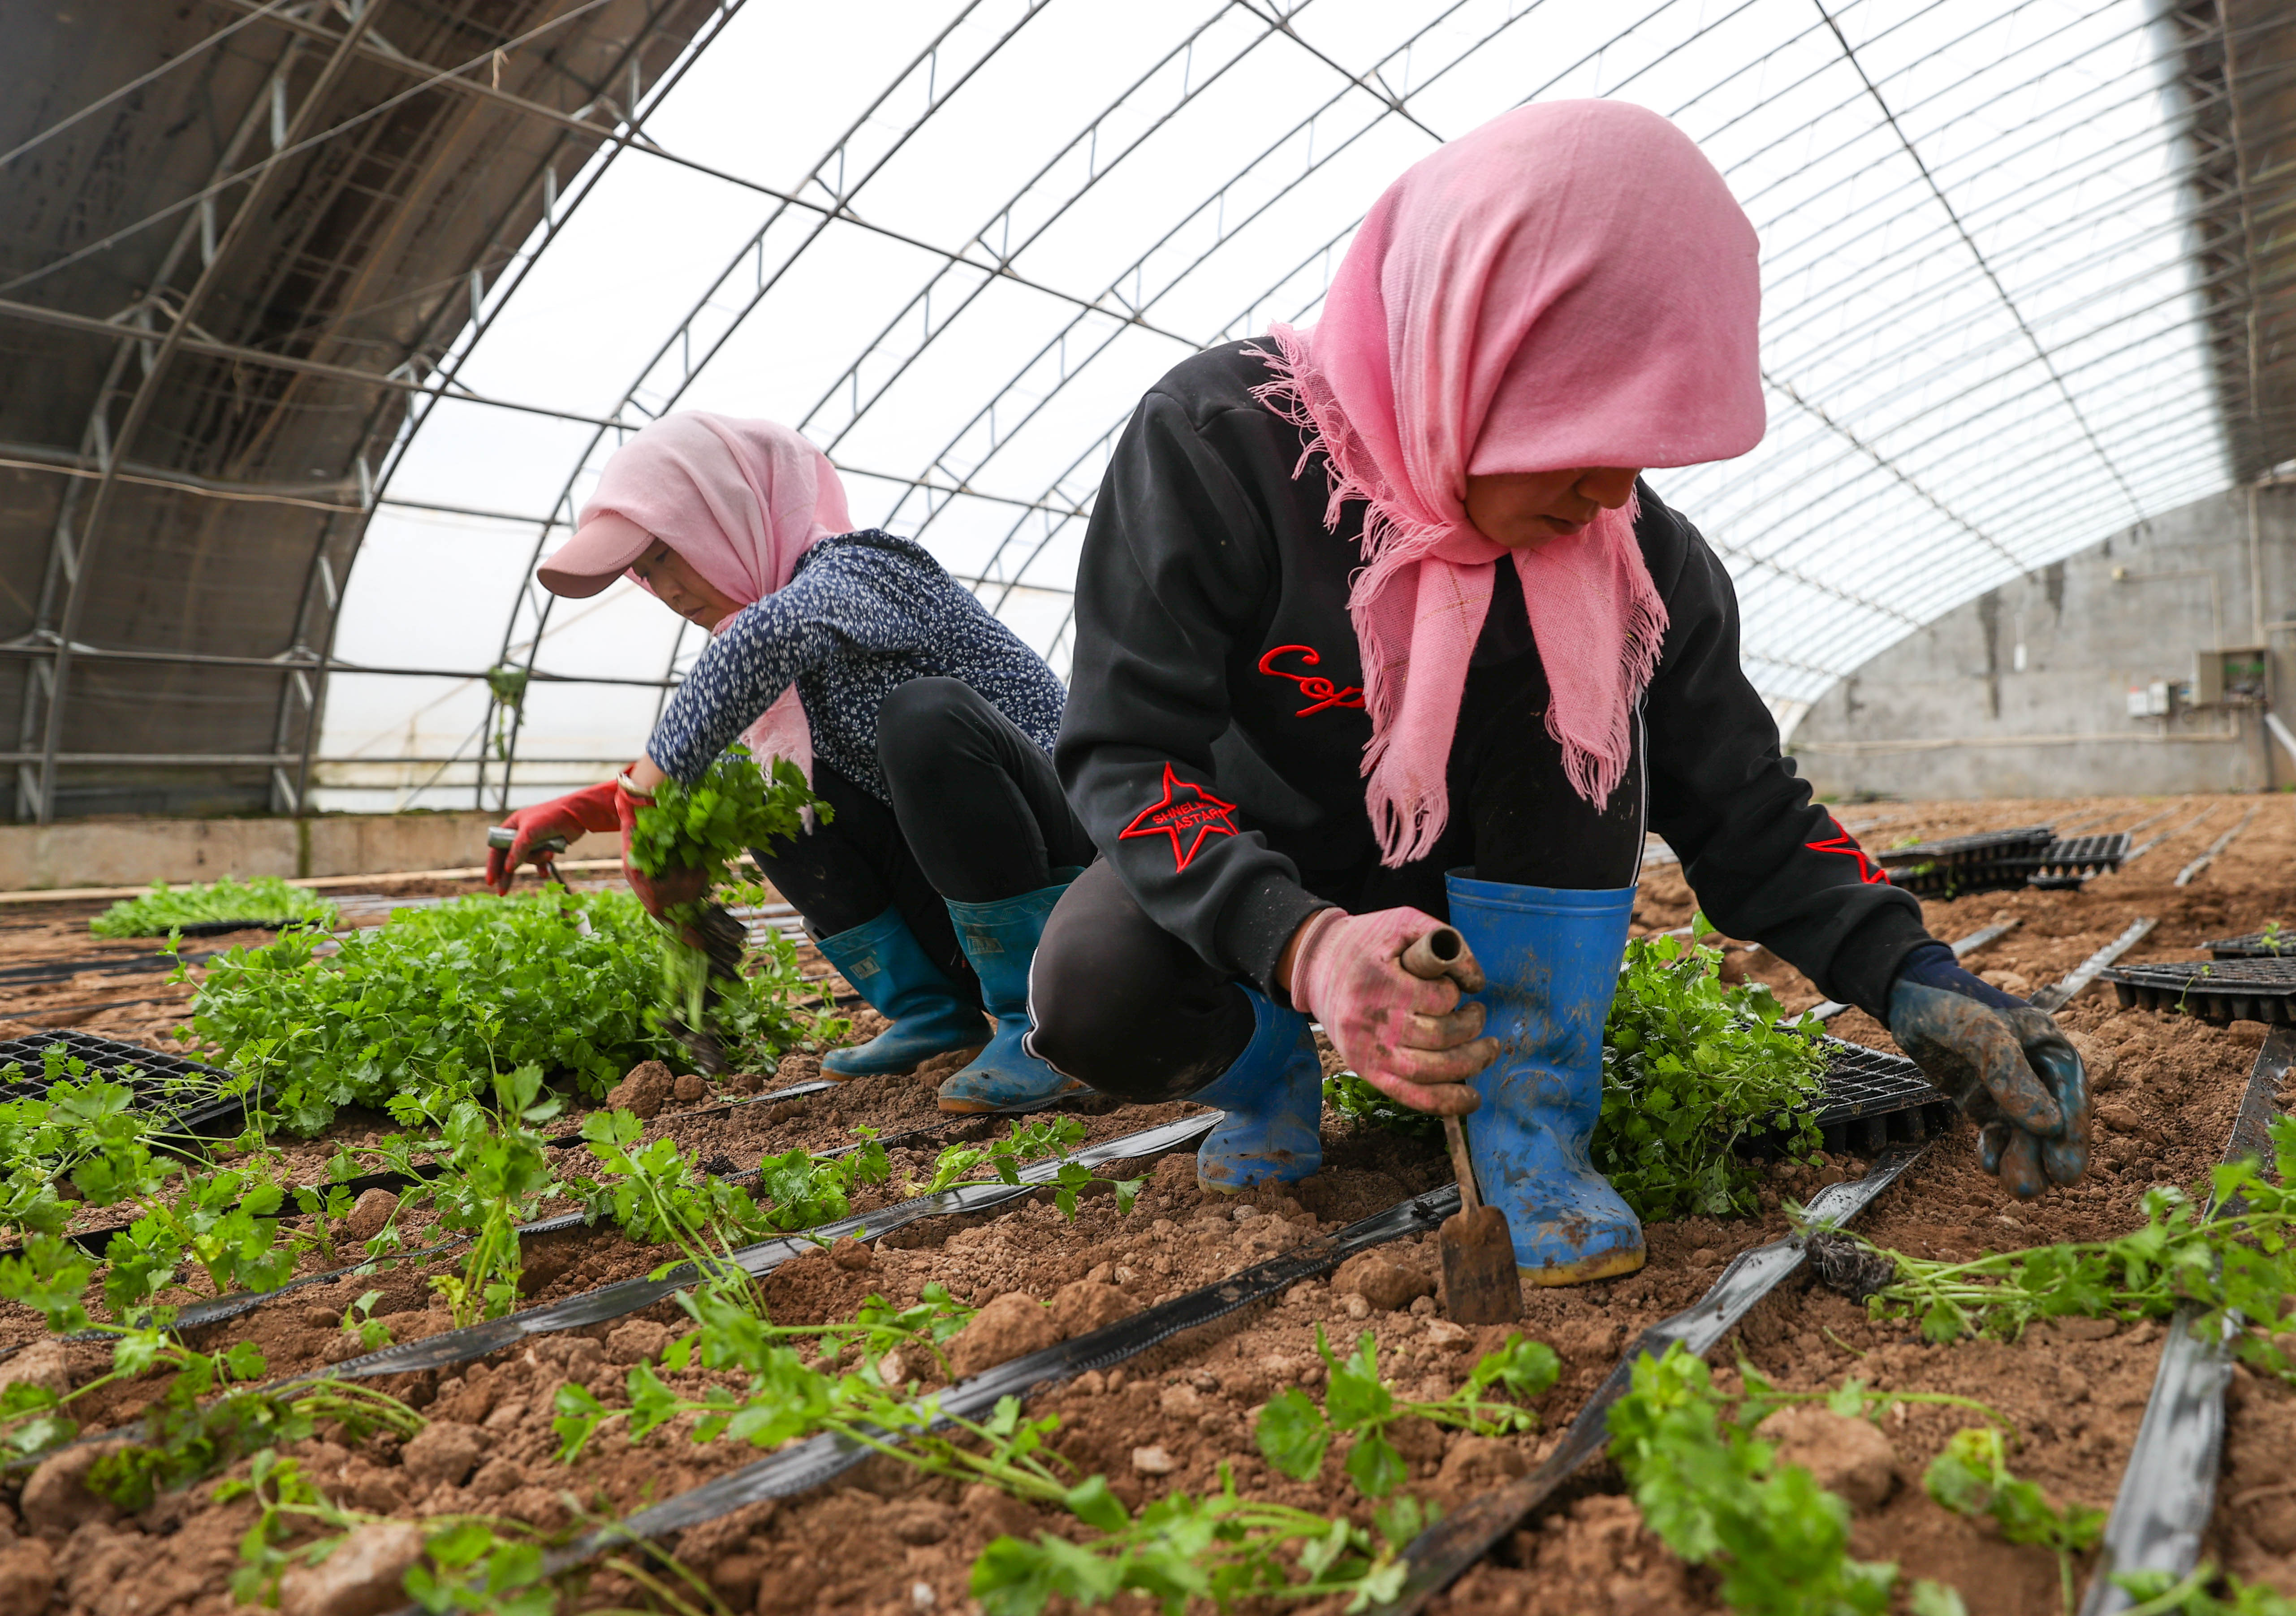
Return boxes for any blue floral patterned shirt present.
[646,529,1064,799]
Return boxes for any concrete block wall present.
[1790,484,2296,799]
[0,811,613,891]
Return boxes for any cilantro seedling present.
[1925,1426,2103,1615]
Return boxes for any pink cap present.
[536,511,652,598]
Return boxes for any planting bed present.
[0,795,2287,1616]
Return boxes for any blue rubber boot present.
[1188,986,1324,1193]
[1445,873,1644,1286]
[937,881,1086,1113]
[812,905,987,1080]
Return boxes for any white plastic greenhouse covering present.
[315,0,2227,812]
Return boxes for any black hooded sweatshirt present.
[1054,341,1932,1016]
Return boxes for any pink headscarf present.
[582,412,854,782]
[1254,100,1766,866]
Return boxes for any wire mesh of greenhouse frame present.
[2102,958,2296,1025]
[0,1031,245,1134]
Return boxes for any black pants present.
[749,678,1094,998]
[1030,647,1648,1101]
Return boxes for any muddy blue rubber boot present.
[937,880,1085,1114]
[1445,872,1644,1286]
[812,905,987,1080]
[1189,986,1324,1192]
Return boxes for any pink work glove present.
[485,781,621,894]
[1284,906,1498,1116]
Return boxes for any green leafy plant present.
[904,1116,1141,1221]
[417,1057,565,1326]
[183,889,821,1134]
[1597,916,1828,1219]
[575,1109,885,1259]
[1849,1117,2296,1377]
[2114,1564,2296,1615]
[1924,1426,2102,1615]
[1606,1344,1973,1616]
[1323,1070,1441,1140]
[1254,1327,1558,1498]
[90,877,338,938]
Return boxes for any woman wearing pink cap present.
[1028,101,2089,1283]
[489,415,1092,1114]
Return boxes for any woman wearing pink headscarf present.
[1031,101,2089,1284]
[487,413,1096,1113]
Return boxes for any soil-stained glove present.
[1286,906,1498,1117]
[1885,941,2089,1199]
[485,781,621,894]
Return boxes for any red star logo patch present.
[1120,764,1240,872]
[1806,817,1890,884]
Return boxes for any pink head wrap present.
[1254,100,1765,866]
[580,412,854,782]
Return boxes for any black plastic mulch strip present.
[277,1112,1217,1384]
[2075,1024,2295,1616]
[1373,1141,1929,1616]
[2205,930,2295,961]
[0,949,220,989]
[528,1183,1465,1582]
[2102,957,2296,1025]
[2030,917,2157,1015]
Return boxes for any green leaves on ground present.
[1323,1070,1441,1139]
[1609,1344,1977,1616]
[574,1107,885,1258]
[90,877,337,938]
[905,1116,1140,1221]
[2113,1564,2296,1615]
[184,889,819,1134]
[1597,917,1827,1220]
[1925,1426,2101,1615]
[1855,1115,2296,1378]
[1255,1327,1557,1497]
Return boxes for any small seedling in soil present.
[1254,1327,1559,1498]
[421,1054,565,1326]
[2113,1562,2296,1615]
[90,876,338,938]
[1924,1425,2103,1616]
[1841,1115,2296,1384]
[906,1116,1142,1221]
[342,1288,392,1351]
[1607,1343,1972,1616]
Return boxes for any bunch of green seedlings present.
[1923,1425,2102,1615]
[625,745,829,1049]
[1607,1344,2013,1616]
[1596,917,1828,1219]
[90,876,338,938]
[1840,1115,2296,1378]
[183,886,828,1134]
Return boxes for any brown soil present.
[0,796,2291,1616]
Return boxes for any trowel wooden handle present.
[1401,926,1466,980]
[1442,1115,1482,1217]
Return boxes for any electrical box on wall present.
[2191,646,2269,708]
[2127,680,2172,718]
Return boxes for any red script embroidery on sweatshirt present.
[1120,765,1240,872]
[1805,818,1890,885]
[1257,644,1365,717]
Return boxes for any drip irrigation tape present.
[2030,917,2157,1013]
[2174,804,2262,888]
[296,1113,1217,1383]
[2124,807,2218,866]
[2076,1025,2295,1616]
[527,1181,1467,1582]
[0,949,220,989]
[1373,1141,1929,1616]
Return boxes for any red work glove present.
[1285,907,1498,1116]
[485,781,621,894]
[613,771,709,922]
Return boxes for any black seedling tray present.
[1875,825,2058,899]
[1810,1037,1952,1154]
[2024,832,2132,890]
[2205,929,2294,960]
[0,1031,245,1134]
[2102,958,2296,1025]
